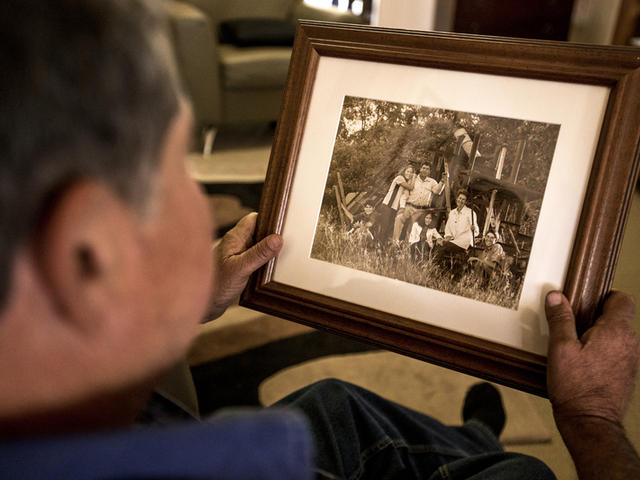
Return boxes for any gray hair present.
[0,0,181,307]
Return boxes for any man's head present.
[485,232,497,246]
[456,190,468,210]
[419,163,431,179]
[0,0,212,434]
[0,0,181,305]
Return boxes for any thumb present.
[236,233,283,277]
[545,291,578,347]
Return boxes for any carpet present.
[189,307,551,446]
[189,310,378,414]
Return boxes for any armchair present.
[167,0,364,150]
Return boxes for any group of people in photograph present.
[349,162,507,283]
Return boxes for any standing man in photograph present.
[392,162,446,242]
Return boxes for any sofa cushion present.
[218,44,292,89]
[220,18,296,47]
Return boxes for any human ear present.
[33,180,144,334]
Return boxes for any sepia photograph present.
[310,96,561,310]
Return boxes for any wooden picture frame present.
[240,22,640,396]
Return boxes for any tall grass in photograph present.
[311,210,523,310]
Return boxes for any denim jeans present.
[275,379,556,480]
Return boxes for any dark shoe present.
[462,382,506,437]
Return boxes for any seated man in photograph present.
[434,189,480,278]
[408,211,443,263]
[392,162,446,242]
[2,2,640,479]
[468,231,506,282]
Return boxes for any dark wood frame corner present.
[241,22,640,396]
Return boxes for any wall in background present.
[371,0,452,31]
[372,0,627,45]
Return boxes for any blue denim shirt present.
[0,409,313,479]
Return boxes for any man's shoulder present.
[417,176,437,185]
[2,410,313,479]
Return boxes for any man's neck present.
[0,380,156,440]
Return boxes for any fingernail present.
[267,234,282,250]
[547,291,563,307]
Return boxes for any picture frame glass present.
[272,56,610,356]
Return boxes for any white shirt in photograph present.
[406,175,444,207]
[408,223,443,248]
[382,175,410,210]
[445,206,479,250]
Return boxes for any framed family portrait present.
[240,21,640,396]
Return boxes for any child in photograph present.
[348,202,381,248]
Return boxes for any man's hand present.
[545,291,640,426]
[207,213,283,320]
[544,291,640,479]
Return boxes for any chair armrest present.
[166,0,222,127]
[289,3,365,24]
